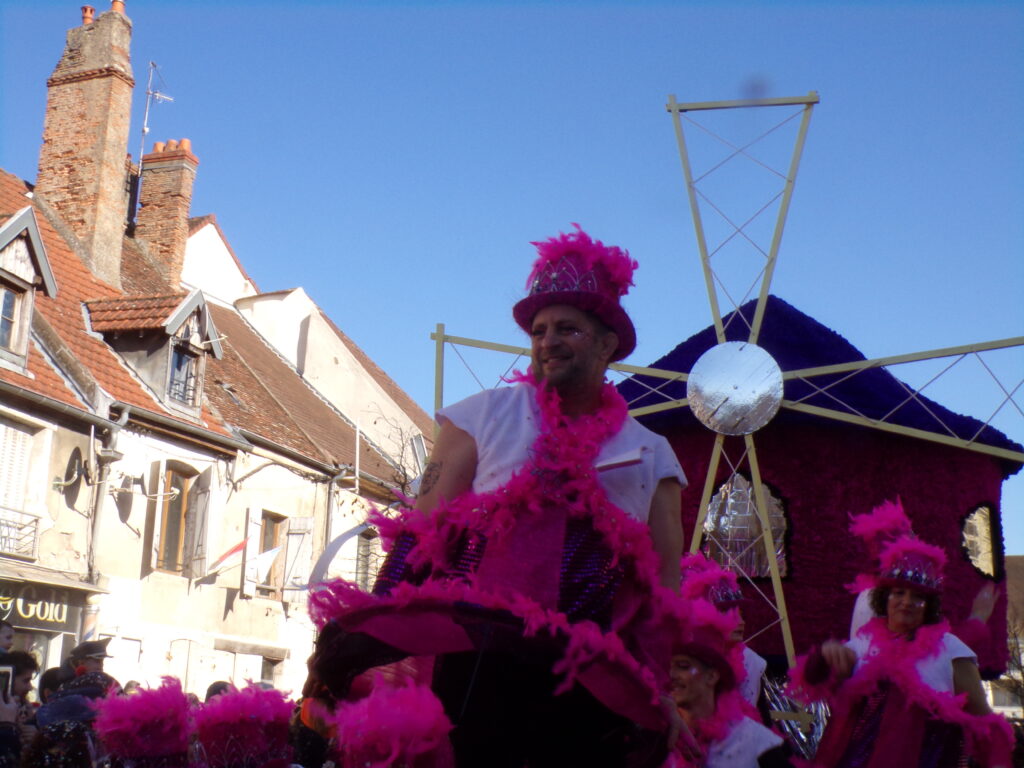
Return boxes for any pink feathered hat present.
[671,599,739,693]
[679,553,746,608]
[513,224,638,361]
[877,535,946,595]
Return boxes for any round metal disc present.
[686,341,783,435]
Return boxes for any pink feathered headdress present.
[878,535,946,594]
[679,553,745,607]
[512,224,638,361]
[93,676,191,764]
[329,681,452,768]
[194,684,294,768]
[849,498,913,545]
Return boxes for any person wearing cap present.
[66,637,111,677]
[308,225,686,767]
[668,602,790,767]
[793,534,1012,768]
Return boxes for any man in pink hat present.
[415,224,687,765]
[309,225,686,766]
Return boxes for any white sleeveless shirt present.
[438,383,686,523]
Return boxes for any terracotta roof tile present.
[207,306,399,484]
[86,294,187,331]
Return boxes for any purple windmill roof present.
[619,295,1022,477]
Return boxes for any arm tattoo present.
[420,461,443,497]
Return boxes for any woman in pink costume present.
[790,534,1012,768]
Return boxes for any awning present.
[213,635,290,660]
[0,562,106,593]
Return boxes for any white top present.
[706,716,784,768]
[849,589,874,639]
[740,646,767,706]
[438,384,686,522]
[846,628,976,693]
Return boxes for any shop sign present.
[0,580,84,633]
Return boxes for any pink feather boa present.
[308,373,675,718]
[93,676,191,759]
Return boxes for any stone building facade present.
[0,2,431,697]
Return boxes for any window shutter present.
[241,508,262,599]
[184,467,213,580]
[0,417,32,513]
[283,516,314,604]
[140,460,164,577]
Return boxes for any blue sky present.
[2,1,1022,549]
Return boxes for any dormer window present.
[0,208,57,371]
[169,342,199,404]
[85,289,223,418]
[0,284,21,351]
[168,314,203,405]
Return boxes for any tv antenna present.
[131,62,174,220]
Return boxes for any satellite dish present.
[61,448,84,508]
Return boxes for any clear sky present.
[2,1,1022,548]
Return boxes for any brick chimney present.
[134,139,199,285]
[35,1,134,290]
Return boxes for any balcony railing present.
[0,506,39,559]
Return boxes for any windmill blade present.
[781,400,1024,463]
[784,336,1024,380]
[690,433,725,554]
[666,92,820,347]
[749,96,817,345]
[745,433,796,666]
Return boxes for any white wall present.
[181,223,257,305]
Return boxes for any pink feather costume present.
[308,373,683,740]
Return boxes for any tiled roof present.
[2,167,414,486]
[0,169,232,439]
[205,305,399,484]
[85,294,187,331]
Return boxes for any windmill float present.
[431,92,1024,670]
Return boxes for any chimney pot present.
[165,139,179,151]
[180,138,192,153]
[111,0,125,14]
[153,141,166,153]
[81,5,95,24]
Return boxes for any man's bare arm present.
[648,477,684,592]
[415,420,478,515]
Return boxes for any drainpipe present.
[324,466,352,558]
